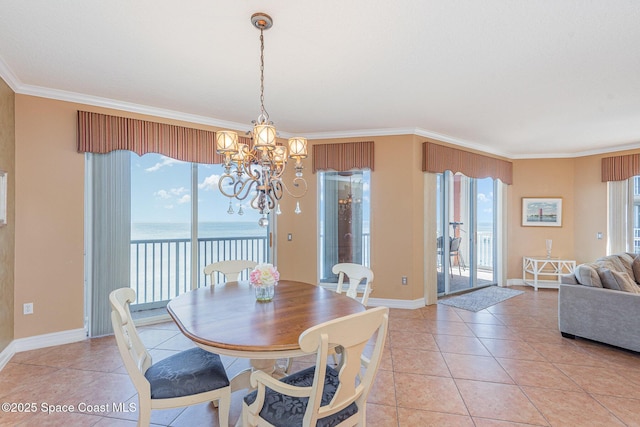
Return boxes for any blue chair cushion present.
[145,347,229,399]
[244,365,358,427]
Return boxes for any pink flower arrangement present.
[250,263,280,287]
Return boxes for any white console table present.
[522,256,576,291]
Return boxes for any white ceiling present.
[1,1,639,159]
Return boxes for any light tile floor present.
[1,285,639,426]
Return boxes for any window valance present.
[312,141,374,173]
[77,111,233,164]
[422,142,513,184]
[601,153,640,182]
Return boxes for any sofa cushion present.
[632,255,640,283]
[617,253,635,277]
[597,268,622,291]
[596,256,628,275]
[573,264,603,287]
[611,271,640,294]
[596,267,640,293]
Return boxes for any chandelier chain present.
[258,29,269,124]
[215,12,308,227]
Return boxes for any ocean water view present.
[132,221,267,240]
[130,221,269,306]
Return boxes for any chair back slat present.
[332,263,374,305]
[299,306,389,425]
[203,260,258,285]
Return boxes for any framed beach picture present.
[522,197,562,227]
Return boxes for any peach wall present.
[507,158,576,279]
[0,77,15,351]
[14,96,85,337]
[276,135,425,301]
[573,155,608,263]
[12,92,637,340]
[571,149,640,264]
[13,95,231,338]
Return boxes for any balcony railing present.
[131,235,268,308]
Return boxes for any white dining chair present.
[332,262,374,306]
[242,306,389,427]
[109,288,231,427]
[203,259,258,285]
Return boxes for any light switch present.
[287,233,293,241]
[596,232,603,240]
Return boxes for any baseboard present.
[367,297,425,309]
[0,341,17,371]
[506,278,526,287]
[0,328,87,372]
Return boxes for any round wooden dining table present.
[166,280,366,391]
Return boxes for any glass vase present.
[254,284,275,302]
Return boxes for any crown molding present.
[3,59,638,160]
[17,83,254,132]
[0,56,21,92]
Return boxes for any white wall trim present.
[366,297,425,309]
[13,328,87,353]
[318,284,425,309]
[0,328,87,372]
[506,278,526,287]
[0,341,17,371]
[3,58,638,160]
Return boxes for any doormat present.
[438,286,524,312]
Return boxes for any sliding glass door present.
[436,171,497,295]
[129,154,271,311]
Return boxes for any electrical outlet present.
[401,276,408,285]
[23,303,34,315]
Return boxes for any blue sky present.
[131,153,263,223]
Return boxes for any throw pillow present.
[632,255,640,283]
[596,267,622,291]
[574,264,602,287]
[610,271,640,294]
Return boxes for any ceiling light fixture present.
[216,12,308,227]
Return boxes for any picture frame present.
[522,197,562,227]
[0,171,6,226]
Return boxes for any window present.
[634,176,640,253]
[131,154,270,303]
[318,170,371,282]
[87,151,273,335]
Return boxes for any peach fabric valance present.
[601,153,640,182]
[77,110,230,163]
[312,141,374,173]
[422,142,513,185]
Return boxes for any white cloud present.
[155,189,171,199]
[199,174,221,191]
[145,156,182,172]
[178,195,191,204]
[170,187,188,196]
[478,193,492,203]
[154,187,189,200]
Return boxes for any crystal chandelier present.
[216,13,308,227]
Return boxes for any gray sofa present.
[559,253,640,352]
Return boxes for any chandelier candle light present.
[216,13,308,228]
